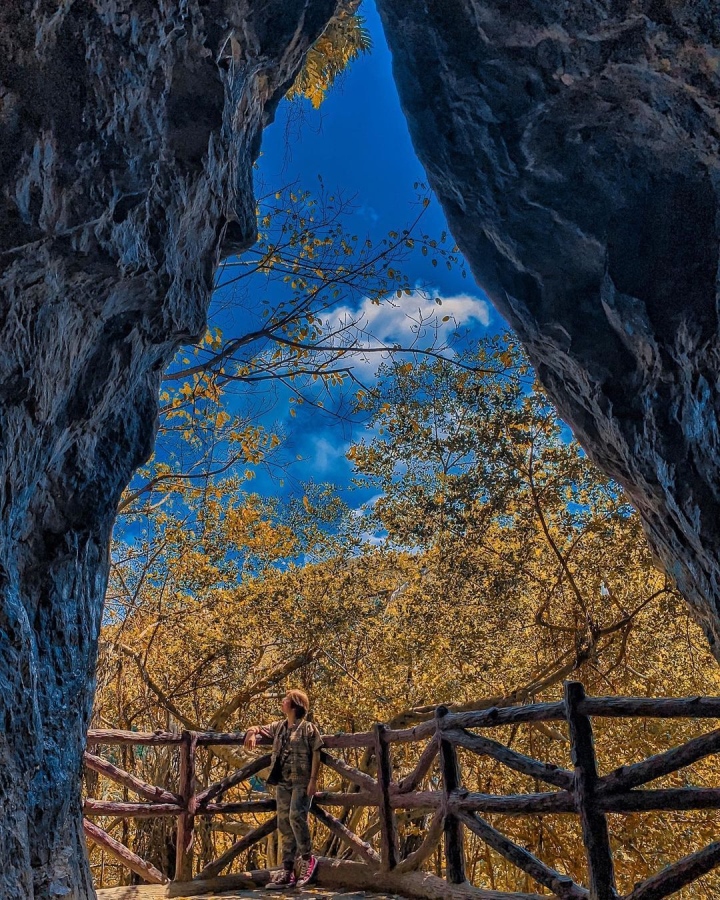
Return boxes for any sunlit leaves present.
[99,336,720,894]
[287,2,372,108]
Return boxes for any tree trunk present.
[0,1,337,896]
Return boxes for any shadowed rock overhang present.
[376,0,720,654]
[0,2,337,897]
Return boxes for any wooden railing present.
[84,681,720,899]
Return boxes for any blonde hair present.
[286,689,309,719]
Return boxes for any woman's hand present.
[306,777,317,798]
[243,726,258,750]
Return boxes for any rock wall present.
[376,1,720,653]
[0,2,337,897]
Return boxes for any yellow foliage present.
[99,338,720,895]
[286,2,371,108]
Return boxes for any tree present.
[91,338,720,894]
[116,174,465,540]
[344,339,720,894]
[348,341,675,704]
[287,1,372,108]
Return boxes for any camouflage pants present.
[276,782,312,868]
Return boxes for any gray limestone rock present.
[0,2,337,897]
[4,0,720,896]
[376,1,720,654]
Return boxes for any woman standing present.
[244,689,323,889]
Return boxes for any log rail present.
[84,682,720,899]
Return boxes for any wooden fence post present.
[174,731,198,882]
[373,722,399,871]
[564,681,618,900]
[436,705,466,885]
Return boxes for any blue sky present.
[158,2,502,514]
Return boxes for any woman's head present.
[282,689,310,719]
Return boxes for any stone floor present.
[97,887,401,900]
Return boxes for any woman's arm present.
[243,725,260,750]
[243,721,279,750]
[307,749,321,797]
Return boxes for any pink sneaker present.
[296,854,318,887]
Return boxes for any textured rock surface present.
[0,2,336,897]
[376,1,720,650]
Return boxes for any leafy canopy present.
[96,338,720,896]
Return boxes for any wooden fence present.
[84,681,720,899]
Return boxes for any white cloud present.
[358,531,385,546]
[339,290,489,341]
[356,203,380,224]
[349,494,383,519]
[309,435,350,473]
[329,290,491,378]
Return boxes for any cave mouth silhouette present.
[1,0,719,896]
